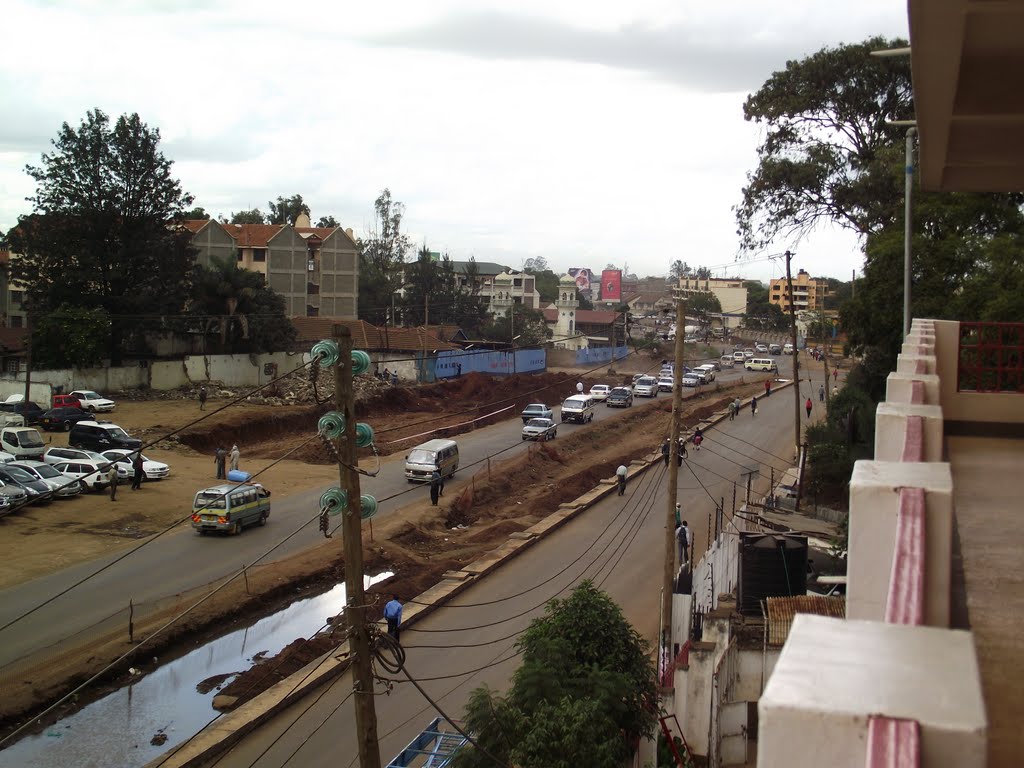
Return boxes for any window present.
[252,248,266,262]
[237,252,244,262]
[10,315,22,328]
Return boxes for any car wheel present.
[522,435,527,441]
[198,529,208,536]
[231,520,242,536]
[258,511,268,527]
[63,421,72,432]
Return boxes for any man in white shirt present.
[615,464,628,496]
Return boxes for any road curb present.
[147,379,790,767]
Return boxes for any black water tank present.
[737,533,808,616]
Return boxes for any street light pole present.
[903,126,917,340]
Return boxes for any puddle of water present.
[0,573,392,768]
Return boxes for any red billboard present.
[601,269,622,302]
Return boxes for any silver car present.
[9,460,82,498]
[521,418,558,441]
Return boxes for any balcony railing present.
[957,321,1023,393]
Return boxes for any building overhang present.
[908,0,1024,191]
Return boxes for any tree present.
[668,260,690,280]
[357,189,412,326]
[267,194,310,226]
[576,289,593,311]
[456,582,657,768]
[524,266,559,304]
[31,305,110,370]
[7,108,196,364]
[688,291,722,326]
[184,206,210,220]
[522,255,548,272]
[230,208,266,224]
[735,36,913,252]
[316,215,339,228]
[694,266,711,279]
[479,305,551,347]
[189,255,295,353]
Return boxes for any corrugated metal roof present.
[765,595,845,646]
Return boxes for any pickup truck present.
[521,403,553,423]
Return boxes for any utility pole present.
[820,310,831,407]
[903,127,917,340]
[333,324,382,768]
[662,297,686,657]
[784,251,802,464]
[424,292,429,328]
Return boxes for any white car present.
[657,376,674,392]
[633,376,659,397]
[755,344,769,353]
[743,349,755,359]
[101,449,170,480]
[681,374,701,388]
[589,385,612,401]
[52,458,115,492]
[694,364,717,382]
[521,418,557,441]
[68,390,116,413]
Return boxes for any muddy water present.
[0,573,392,768]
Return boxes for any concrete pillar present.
[874,402,944,462]
[682,641,715,757]
[885,372,941,405]
[847,461,953,626]
[896,353,936,375]
[758,615,986,768]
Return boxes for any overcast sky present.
[0,0,908,285]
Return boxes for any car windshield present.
[30,464,61,479]
[407,449,435,464]
[5,467,35,482]
[526,419,550,428]
[525,405,544,412]
[18,432,43,448]
[637,377,656,385]
[195,491,227,509]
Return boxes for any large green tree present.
[736,36,913,252]
[455,582,657,768]
[267,194,310,226]
[189,255,295,353]
[357,189,411,325]
[479,304,551,347]
[7,108,196,364]
[229,208,266,224]
[31,305,110,370]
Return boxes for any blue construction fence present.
[428,347,547,381]
[575,345,630,365]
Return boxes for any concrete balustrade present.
[847,461,953,627]
[886,372,940,405]
[874,402,944,462]
[758,615,985,768]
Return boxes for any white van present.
[745,358,778,372]
[561,395,595,424]
[405,439,459,483]
[0,427,45,460]
[719,355,735,368]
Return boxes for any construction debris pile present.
[115,373,391,407]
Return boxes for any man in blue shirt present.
[384,594,403,643]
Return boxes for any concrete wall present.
[735,648,780,702]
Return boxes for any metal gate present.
[710,638,747,766]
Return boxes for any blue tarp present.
[575,345,630,365]
[434,348,546,379]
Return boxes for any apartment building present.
[0,250,28,329]
[675,276,748,317]
[768,269,828,312]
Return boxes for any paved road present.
[0,360,784,674]
[192,391,800,768]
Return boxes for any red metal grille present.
[957,322,1024,393]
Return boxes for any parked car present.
[44,446,131,479]
[769,343,783,355]
[39,406,93,432]
[0,465,53,503]
[522,417,557,441]
[0,426,46,460]
[633,376,659,397]
[657,376,674,392]
[51,394,82,410]
[520,403,553,424]
[101,449,170,481]
[681,374,701,388]
[707,359,723,371]
[589,385,612,401]
[67,390,116,413]
[0,478,29,510]
[9,460,82,498]
[606,387,633,408]
[0,400,46,425]
[68,421,142,452]
[51,458,115,492]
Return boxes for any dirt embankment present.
[0,367,758,740]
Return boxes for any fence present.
[574,345,630,365]
[434,348,546,379]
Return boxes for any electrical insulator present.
[354,422,374,448]
[311,339,340,368]
[318,411,346,439]
[320,487,348,516]
[351,350,371,375]
[359,494,378,520]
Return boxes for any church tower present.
[554,273,579,347]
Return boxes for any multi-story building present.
[675,276,748,317]
[484,270,542,315]
[0,250,28,329]
[768,269,829,313]
[186,214,359,318]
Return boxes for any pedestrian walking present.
[764,379,771,397]
[832,385,839,398]
[750,396,758,416]
[676,522,689,565]
[693,427,703,451]
[616,464,628,496]
[107,463,118,501]
[214,447,226,479]
[734,397,742,416]
[662,438,671,467]
[383,594,403,643]
[131,453,144,490]
[382,367,390,382]
[819,384,825,402]
[677,438,687,466]
[429,470,442,505]
[805,397,813,418]
[728,401,736,421]
[229,444,240,472]
[833,368,838,383]
[198,385,207,411]
[391,371,399,386]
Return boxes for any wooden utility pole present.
[784,252,802,509]
[820,310,831,407]
[334,324,382,768]
[662,297,686,653]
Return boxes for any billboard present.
[601,269,622,302]
[567,267,594,299]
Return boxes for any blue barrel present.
[227,469,251,482]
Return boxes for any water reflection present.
[0,573,392,768]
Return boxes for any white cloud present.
[1,0,906,283]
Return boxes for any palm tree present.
[192,254,257,349]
